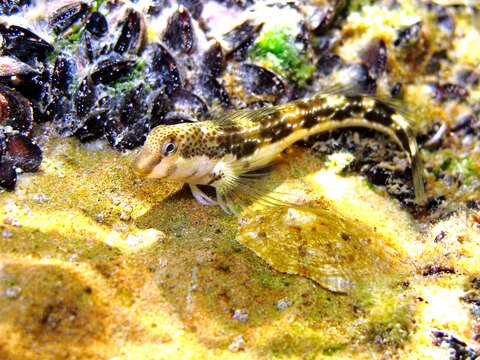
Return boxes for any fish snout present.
[131,149,161,177]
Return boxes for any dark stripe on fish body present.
[364,101,395,126]
[260,121,293,142]
[331,97,365,121]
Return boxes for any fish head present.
[132,123,216,183]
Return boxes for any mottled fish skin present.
[132,92,425,211]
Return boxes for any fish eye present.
[161,139,178,157]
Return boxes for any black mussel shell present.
[222,20,262,60]
[74,109,109,142]
[74,77,96,118]
[51,53,75,95]
[86,11,108,37]
[90,58,136,85]
[119,85,147,126]
[48,2,90,34]
[341,63,377,94]
[0,24,54,60]
[0,0,31,16]
[316,53,343,75]
[394,22,422,48]
[5,134,42,172]
[360,38,387,78]
[113,9,144,55]
[150,89,208,127]
[105,117,149,150]
[0,84,33,133]
[147,0,171,16]
[425,2,455,34]
[163,112,197,125]
[310,0,347,35]
[429,83,469,101]
[240,64,285,101]
[42,95,71,125]
[105,85,149,150]
[162,7,195,54]
[0,160,16,190]
[202,42,225,77]
[197,73,230,106]
[178,0,203,19]
[150,43,182,95]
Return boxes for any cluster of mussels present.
[0,0,478,200]
[0,0,307,190]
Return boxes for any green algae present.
[248,27,314,85]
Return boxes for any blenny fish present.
[132,90,426,213]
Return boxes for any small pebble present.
[2,229,12,237]
[32,192,48,204]
[233,309,249,323]
[3,216,20,226]
[5,285,21,299]
[277,297,293,311]
[120,212,131,221]
[228,335,246,352]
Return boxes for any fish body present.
[132,91,425,212]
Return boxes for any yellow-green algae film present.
[1,138,480,360]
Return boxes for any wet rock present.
[240,63,285,101]
[0,84,33,133]
[5,134,42,172]
[48,2,90,35]
[150,43,182,95]
[0,160,16,190]
[361,38,387,78]
[86,11,108,37]
[113,9,144,55]
[162,7,195,54]
[0,24,54,61]
[90,58,136,85]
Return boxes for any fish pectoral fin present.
[189,184,218,206]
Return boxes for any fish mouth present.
[131,149,161,177]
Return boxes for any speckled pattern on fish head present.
[132,122,223,183]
